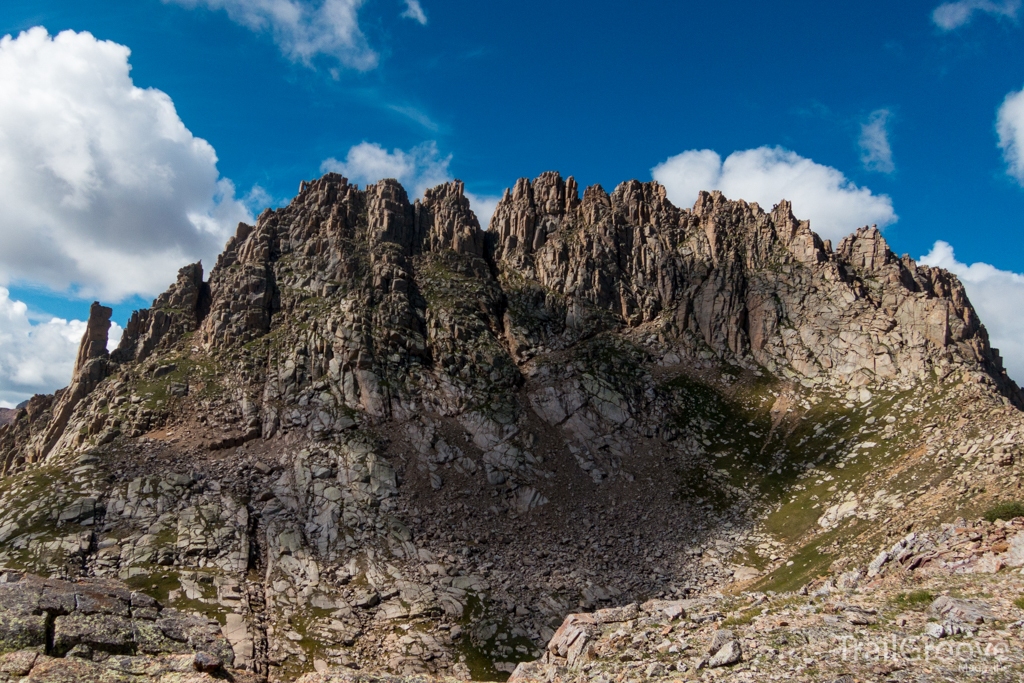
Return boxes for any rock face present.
[73,303,113,374]
[0,571,252,682]
[115,263,211,364]
[0,171,1022,682]
[21,303,115,468]
[492,173,1015,397]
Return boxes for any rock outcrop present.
[73,302,113,374]
[0,171,1022,682]
[32,303,115,465]
[0,571,258,682]
[492,173,1016,399]
[19,171,1012,437]
[115,263,211,364]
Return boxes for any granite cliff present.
[1,172,1023,682]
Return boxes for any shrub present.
[983,501,1024,523]
[892,590,934,609]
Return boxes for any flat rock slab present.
[929,596,993,624]
[19,652,217,682]
[53,613,135,655]
[0,573,237,676]
[0,612,48,651]
[0,649,39,676]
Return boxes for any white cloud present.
[0,27,252,302]
[401,0,428,25]
[651,146,897,242]
[240,185,277,215]
[859,109,895,174]
[322,141,451,197]
[321,141,500,226]
[932,0,1020,30]
[464,192,499,229]
[0,288,123,407]
[997,86,1024,184]
[919,241,1024,383]
[167,0,377,69]
[387,104,440,131]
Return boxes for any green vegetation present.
[722,606,763,627]
[655,361,971,593]
[455,594,538,682]
[892,590,935,610]
[133,354,224,410]
[755,528,837,594]
[125,570,183,606]
[983,501,1024,523]
[1013,596,1024,611]
[0,463,103,573]
[126,569,230,624]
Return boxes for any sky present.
[1,0,1024,405]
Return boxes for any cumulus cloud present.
[997,86,1024,184]
[859,109,895,174]
[242,185,275,213]
[0,288,123,407]
[322,141,451,197]
[320,141,500,225]
[166,0,377,69]
[919,241,1024,383]
[465,193,500,229]
[401,0,428,25]
[931,0,1020,30]
[651,146,897,242]
[0,27,251,302]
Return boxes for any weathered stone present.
[929,596,993,624]
[74,302,113,374]
[0,612,47,652]
[707,639,742,668]
[2,169,1023,683]
[0,649,38,675]
[707,629,735,655]
[53,613,135,655]
[193,650,222,672]
[351,590,380,609]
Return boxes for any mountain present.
[1,172,1023,682]
[0,409,15,427]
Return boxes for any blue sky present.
[2,0,1024,404]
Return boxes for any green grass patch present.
[754,524,848,594]
[124,570,182,605]
[892,590,935,610]
[722,607,763,627]
[984,501,1024,523]
[454,594,538,681]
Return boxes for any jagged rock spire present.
[73,302,112,376]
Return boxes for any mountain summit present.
[1,173,1022,682]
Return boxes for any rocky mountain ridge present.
[0,171,1022,682]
